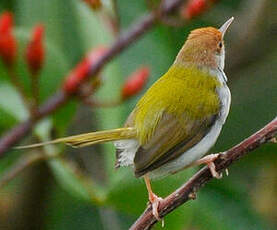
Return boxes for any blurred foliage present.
[0,0,276,229]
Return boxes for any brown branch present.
[0,0,186,157]
[130,117,277,230]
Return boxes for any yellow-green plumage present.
[129,64,222,175]
[135,64,221,144]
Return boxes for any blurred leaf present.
[48,157,105,203]
[52,100,78,136]
[73,1,112,49]
[0,82,28,121]
[45,186,104,230]
[0,107,17,132]
[0,83,27,174]
[0,1,15,11]
[35,119,107,204]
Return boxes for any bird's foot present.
[195,153,222,179]
[144,175,164,225]
[148,192,163,221]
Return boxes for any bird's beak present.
[219,17,234,37]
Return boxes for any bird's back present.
[134,64,222,144]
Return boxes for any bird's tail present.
[15,127,137,149]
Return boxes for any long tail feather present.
[15,127,137,149]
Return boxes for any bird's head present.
[175,17,234,70]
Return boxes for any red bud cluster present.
[181,0,208,19]
[25,24,45,75]
[0,12,16,67]
[63,46,107,94]
[121,66,150,100]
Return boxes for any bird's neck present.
[174,44,220,70]
[166,61,226,86]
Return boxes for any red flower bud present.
[121,66,150,100]
[0,12,16,67]
[181,0,208,20]
[63,46,107,94]
[82,0,102,10]
[63,59,90,94]
[25,24,45,75]
[0,12,13,34]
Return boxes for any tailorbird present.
[16,17,234,220]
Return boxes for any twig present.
[0,0,186,157]
[130,117,277,230]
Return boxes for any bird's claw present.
[195,153,223,179]
[149,193,163,221]
[225,168,229,176]
[207,161,222,179]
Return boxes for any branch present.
[0,0,186,157]
[130,117,277,230]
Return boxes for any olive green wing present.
[133,111,217,177]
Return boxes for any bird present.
[16,17,234,220]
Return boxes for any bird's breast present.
[212,68,231,124]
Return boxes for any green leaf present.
[48,157,106,203]
[0,107,17,132]
[0,83,28,121]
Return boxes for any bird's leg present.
[193,153,222,179]
[144,174,163,220]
